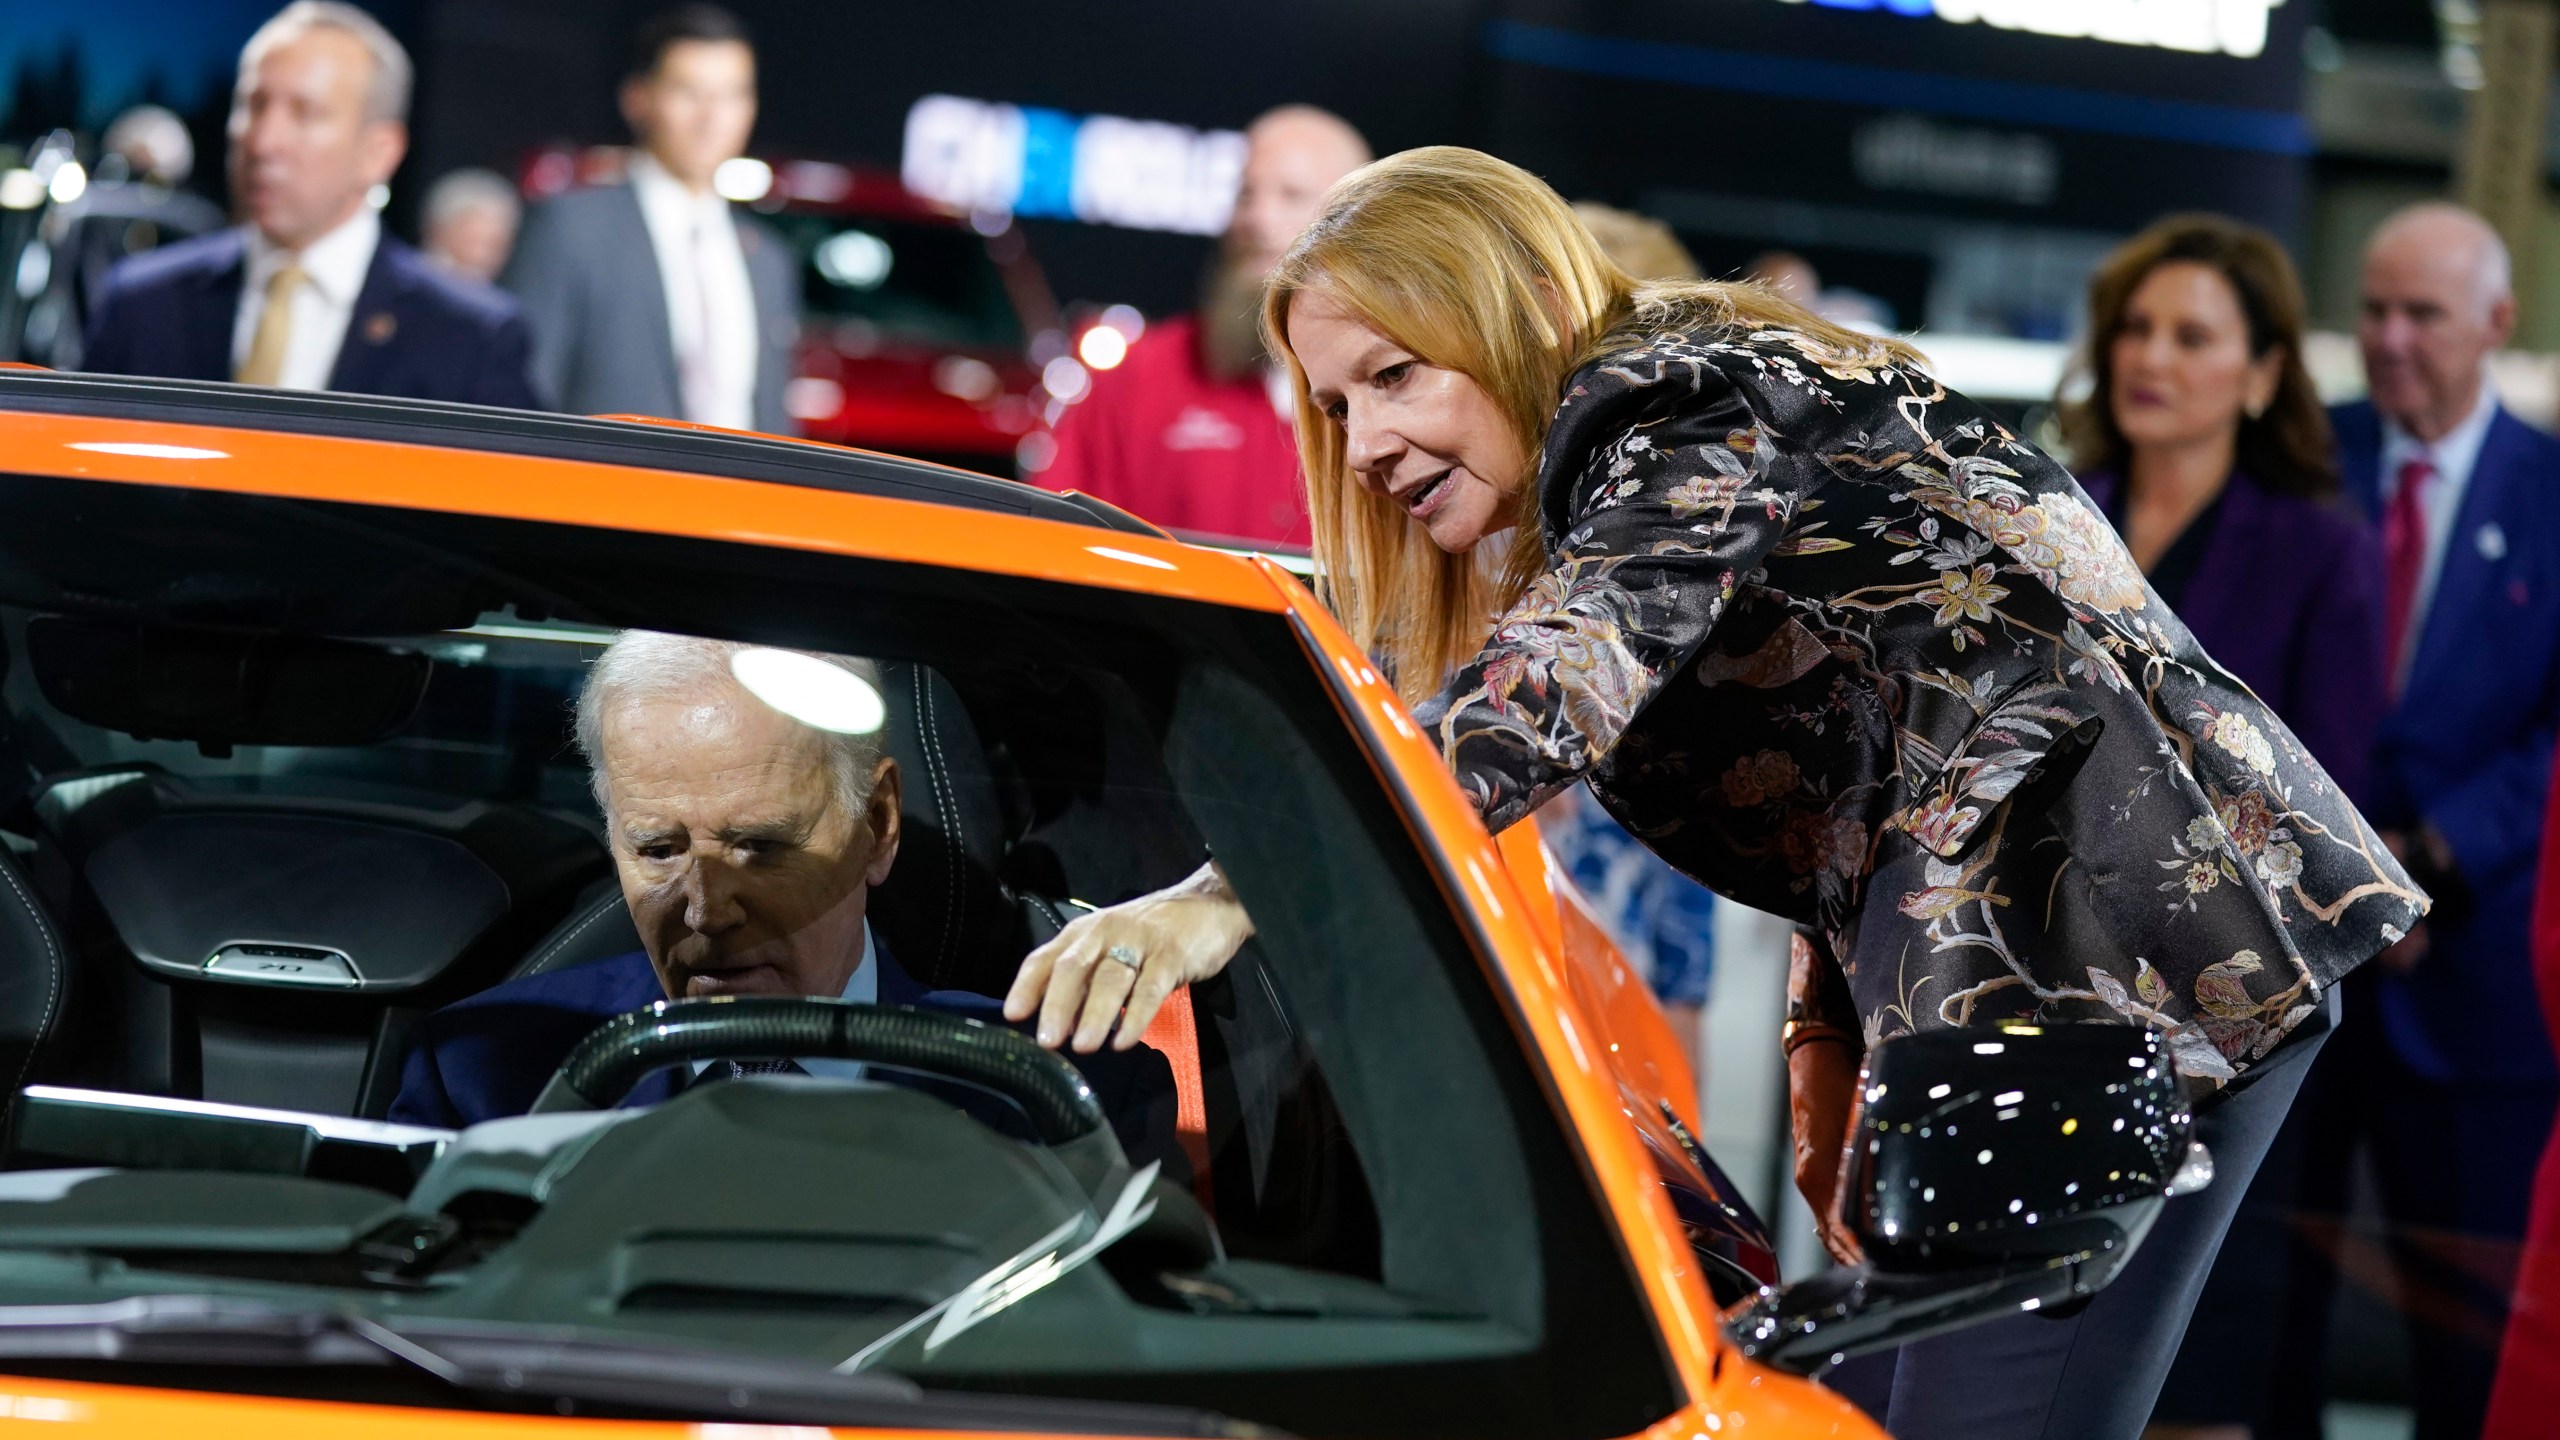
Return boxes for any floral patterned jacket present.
[1409,325,2426,1087]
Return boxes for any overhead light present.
[45,160,85,206]
[730,648,885,735]
[0,170,44,210]
[714,157,773,203]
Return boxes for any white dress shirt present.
[2379,379,2501,682]
[691,918,880,1083]
[629,152,759,430]
[231,207,380,392]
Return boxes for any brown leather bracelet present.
[1782,1019,1859,1055]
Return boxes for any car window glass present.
[0,471,1675,1440]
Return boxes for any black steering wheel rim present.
[526,996,1110,1146]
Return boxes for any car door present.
[1494,820,1779,1304]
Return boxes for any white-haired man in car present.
[389,631,1174,1156]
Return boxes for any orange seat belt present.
[1138,986,1212,1203]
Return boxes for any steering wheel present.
[525,996,1109,1148]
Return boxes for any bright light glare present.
[782,377,845,421]
[1085,545,1177,571]
[1099,304,1145,341]
[67,441,230,461]
[814,229,892,289]
[1786,0,2283,59]
[1077,325,1129,370]
[46,161,85,206]
[0,170,43,210]
[729,648,886,735]
[933,354,999,401]
[1042,356,1090,403]
[714,157,774,203]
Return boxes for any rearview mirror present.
[1725,1023,2207,1375]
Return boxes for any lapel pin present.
[2478,522,2508,561]
[363,311,397,345]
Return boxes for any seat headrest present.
[516,659,1030,995]
[868,660,1023,992]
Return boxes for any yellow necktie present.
[234,260,307,387]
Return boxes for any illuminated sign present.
[1778,0,2287,59]
[901,95,1247,235]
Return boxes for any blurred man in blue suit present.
[83,3,536,408]
[2277,203,2560,1440]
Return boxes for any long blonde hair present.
[1262,146,1918,701]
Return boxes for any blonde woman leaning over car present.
[1004,147,2423,1440]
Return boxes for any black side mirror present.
[1725,1023,2207,1375]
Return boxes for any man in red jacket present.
[1035,106,1369,547]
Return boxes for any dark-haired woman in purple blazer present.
[2076,217,2387,1439]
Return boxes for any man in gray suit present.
[503,4,798,435]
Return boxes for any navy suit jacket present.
[387,944,1182,1170]
[2336,400,2560,1082]
[82,226,540,409]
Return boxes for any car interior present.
[0,466,1689,1440]
[0,590,1391,1279]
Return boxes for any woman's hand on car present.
[1005,862,1254,1052]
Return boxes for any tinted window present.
[0,472,1676,1440]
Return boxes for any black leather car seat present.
[24,765,605,1116]
[0,846,70,1121]
[509,659,1063,995]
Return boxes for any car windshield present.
[777,210,1024,351]
[0,467,1672,1439]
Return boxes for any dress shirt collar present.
[2380,376,2499,496]
[245,204,380,308]
[628,150,732,235]
[841,918,880,1006]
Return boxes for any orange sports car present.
[0,371,2194,1437]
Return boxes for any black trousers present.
[1825,992,2336,1440]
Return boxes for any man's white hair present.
[2375,201,2514,315]
[423,167,519,231]
[575,630,887,820]
[239,2,413,126]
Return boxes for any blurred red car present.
[520,146,1062,475]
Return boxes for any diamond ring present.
[1104,944,1143,972]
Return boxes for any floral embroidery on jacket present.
[1411,327,2425,1087]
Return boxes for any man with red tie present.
[2274,203,2560,1440]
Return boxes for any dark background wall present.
[7,0,2320,326]
[407,0,1486,316]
